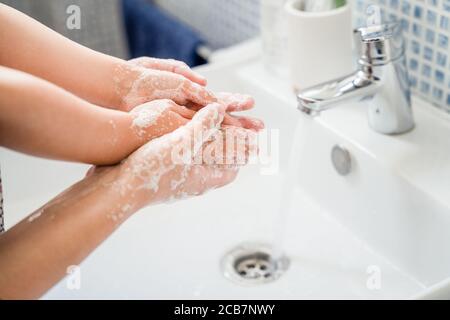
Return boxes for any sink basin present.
[1,48,450,299]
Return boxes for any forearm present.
[0,167,136,299]
[0,3,125,108]
[0,66,143,165]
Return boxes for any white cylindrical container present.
[285,0,353,92]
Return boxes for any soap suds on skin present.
[114,63,214,112]
[110,70,259,209]
[113,104,241,207]
[114,104,254,209]
[108,120,119,146]
[106,203,135,226]
[130,104,166,137]
[28,209,43,222]
[216,92,254,112]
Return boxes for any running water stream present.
[272,113,312,260]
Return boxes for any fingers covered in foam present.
[129,57,207,86]
[130,99,192,139]
[183,102,226,147]
[216,92,255,112]
[201,125,259,167]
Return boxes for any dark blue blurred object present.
[122,0,206,67]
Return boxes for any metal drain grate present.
[221,243,289,285]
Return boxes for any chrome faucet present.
[297,23,415,135]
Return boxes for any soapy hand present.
[115,62,216,112]
[129,95,264,144]
[114,103,258,210]
[116,60,264,131]
[188,92,265,130]
[128,57,207,86]
[130,99,195,141]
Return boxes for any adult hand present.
[113,103,258,210]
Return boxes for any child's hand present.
[128,57,207,86]
[128,96,263,144]
[115,60,265,132]
[113,103,257,209]
[129,99,195,141]
[188,92,265,131]
[115,63,216,112]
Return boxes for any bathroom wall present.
[353,0,450,113]
[154,0,261,49]
[156,0,450,114]
[0,0,128,58]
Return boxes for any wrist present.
[89,166,141,223]
[109,165,154,213]
[112,60,143,111]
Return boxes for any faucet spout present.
[297,70,379,116]
[296,23,415,135]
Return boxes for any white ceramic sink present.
[2,48,450,299]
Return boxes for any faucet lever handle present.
[357,23,398,42]
[354,22,405,65]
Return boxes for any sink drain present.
[221,243,289,285]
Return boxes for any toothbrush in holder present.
[303,0,346,12]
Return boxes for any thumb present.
[179,103,226,160]
[167,103,225,166]
[186,102,226,141]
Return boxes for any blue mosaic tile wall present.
[353,0,450,113]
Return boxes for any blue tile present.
[409,58,419,70]
[426,10,437,26]
[400,18,409,32]
[410,76,418,88]
[443,0,450,12]
[422,64,432,77]
[389,0,399,9]
[425,29,435,44]
[438,34,449,49]
[424,47,434,61]
[414,5,423,19]
[435,70,445,83]
[436,52,447,67]
[420,81,430,94]
[440,16,450,31]
[411,40,421,54]
[433,87,443,100]
[402,1,411,14]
